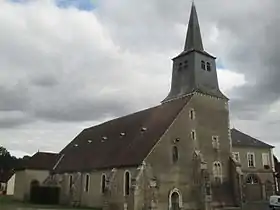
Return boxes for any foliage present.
[0,146,29,171]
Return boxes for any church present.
[15,3,276,210]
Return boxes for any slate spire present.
[162,2,227,103]
[184,2,204,51]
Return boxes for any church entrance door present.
[171,192,180,210]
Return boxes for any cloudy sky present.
[0,0,279,158]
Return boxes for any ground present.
[243,201,272,210]
[0,196,101,210]
[1,195,272,210]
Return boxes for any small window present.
[206,62,211,71]
[247,152,255,168]
[85,174,90,192]
[101,174,106,194]
[191,130,196,140]
[124,171,130,196]
[172,146,179,163]
[232,152,240,162]
[212,136,220,149]
[201,61,205,70]
[189,109,195,120]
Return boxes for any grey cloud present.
[0,111,33,129]
[216,0,280,118]
[0,84,30,111]
[30,74,59,87]
[1,0,280,156]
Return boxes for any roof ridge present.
[85,104,162,131]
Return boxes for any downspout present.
[271,148,278,193]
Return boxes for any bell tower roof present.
[163,3,227,103]
[184,2,204,52]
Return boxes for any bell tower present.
[163,3,226,102]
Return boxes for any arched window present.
[201,60,205,70]
[206,62,211,71]
[69,175,73,189]
[246,174,259,184]
[178,62,183,71]
[124,171,130,196]
[172,146,179,163]
[30,180,39,188]
[213,161,222,183]
[169,188,183,210]
[85,174,90,192]
[101,174,106,194]
[184,60,188,69]
[171,192,180,210]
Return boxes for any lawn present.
[0,196,101,210]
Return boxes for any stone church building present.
[38,3,273,210]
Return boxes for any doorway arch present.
[244,174,262,201]
[30,179,39,188]
[169,188,182,210]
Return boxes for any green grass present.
[0,195,101,210]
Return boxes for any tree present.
[0,146,10,157]
[0,146,22,171]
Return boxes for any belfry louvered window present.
[201,60,205,70]
[184,60,188,69]
[206,62,211,71]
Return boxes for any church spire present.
[184,2,204,51]
[162,3,227,103]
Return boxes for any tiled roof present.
[54,96,192,173]
[19,152,60,171]
[231,128,274,148]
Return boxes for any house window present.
[189,109,195,120]
[247,152,255,168]
[213,161,222,183]
[172,146,179,163]
[85,174,90,192]
[212,136,220,149]
[101,174,106,194]
[206,62,211,71]
[262,153,270,169]
[232,152,240,162]
[191,130,196,140]
[124,171,130,196]
[201,60,205,70]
